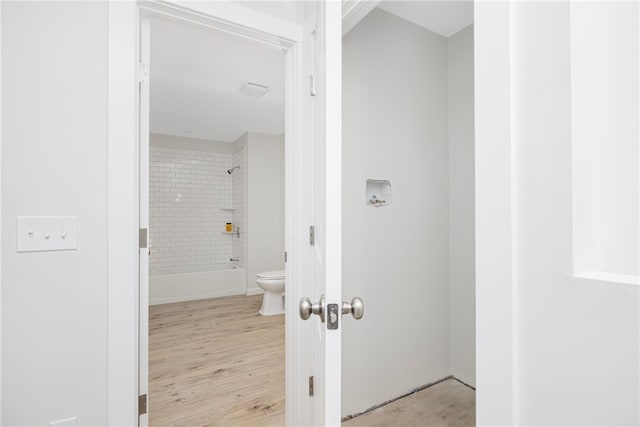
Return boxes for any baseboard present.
[452,373,476,390]
[149,289,245,305]
[342,376,455,422]
[246,287,264,296]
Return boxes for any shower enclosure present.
[148,136,246,305]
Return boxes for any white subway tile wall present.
[150,146,233,270]
[232,147,247,268]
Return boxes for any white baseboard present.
[246,287,264,296]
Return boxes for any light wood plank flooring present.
[149,295,284,426]
[149,295,475,426]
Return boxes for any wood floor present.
[149,295,285,426]
[149,295,475,426]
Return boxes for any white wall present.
[571,1,639,279]
[448,24,476,387]
[237,132,285,294]
[513,2,639,424]
[342,8,452,417]
[1,2,108,425]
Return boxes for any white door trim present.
[475,1,518,425]
[107,2,139,424]
[0,1,3,422]
[107,1,307,425]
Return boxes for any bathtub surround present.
[149,265,246,305]
[342,9,475,417]
[234,132,286,295]
[149,134,234,271]
[149,134,246,304]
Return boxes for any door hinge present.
[309,376,314,396]
[284,251,288,263]
[138,394,147,416]
[137,62,149,85]
[309,226,315,246]
[309,75,316,96]
[139,228,148,249]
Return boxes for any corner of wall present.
[446,24,476,387]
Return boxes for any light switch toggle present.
[16,216,78,252]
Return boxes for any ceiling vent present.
[239,81,271,98]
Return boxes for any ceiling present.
[150,16,285,143]
[377,1,474,37]
[150,2,471,143]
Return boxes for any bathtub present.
[149,263,247,305]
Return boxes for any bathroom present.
[145,15,286,425]
[148,131,285,307]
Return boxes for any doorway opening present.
[341,2,476,424]
[142,13,287,426]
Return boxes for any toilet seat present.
[256,270,285,280]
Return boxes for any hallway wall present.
[512,2,639,424]
[1,2,108,425]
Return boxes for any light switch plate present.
[16,216,78,252]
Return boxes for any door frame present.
[106,1,518,426]
[474,2,518,425]
[106,1,311,425]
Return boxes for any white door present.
[138,16,151,427]
[299,1,346,425]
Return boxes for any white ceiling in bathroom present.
[377,1,474,37]
[150,16,285,143]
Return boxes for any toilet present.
[256,270,285,316]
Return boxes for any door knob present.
[342,297,364,320]
[299,296,325,322]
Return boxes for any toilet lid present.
[256,270,285,280]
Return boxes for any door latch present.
[326,303,339,330]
